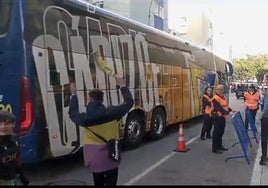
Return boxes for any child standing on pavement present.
[0,110,29,185]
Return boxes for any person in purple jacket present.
[68,76,133,186]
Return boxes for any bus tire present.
[149,108,166,140]
[123,113,145,149]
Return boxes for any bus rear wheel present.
[123,113,145,149]
[149,108,166,140]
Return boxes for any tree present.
[233,54,268,83]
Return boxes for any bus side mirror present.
[226,62,233,76]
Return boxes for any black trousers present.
[212,116,226,151]
[261,118,268,157]
[92,168,118,186]
[244,109,257,130]
[201,114,213,138]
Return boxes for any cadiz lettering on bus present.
[0,104,13,113]
[31,6,160,157]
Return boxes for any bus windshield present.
[0,0,12,37]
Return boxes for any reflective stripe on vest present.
[213,94,229,118]
[84,120,120,144]
[244,91,260,110]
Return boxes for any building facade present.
[84,0,168,32]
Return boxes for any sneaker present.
[259,156,268,165]
[200,137,205,141]
[206,135,212,139]
[219,146,228,151]
[212,150,223,154]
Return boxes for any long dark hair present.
[204,87,212,95]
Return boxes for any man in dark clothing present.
[211,84,235,154]
[260,73,268,165]
[69,76,134,186]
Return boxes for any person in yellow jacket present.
[200,87,213,140]
[68,76,134,186]
[243,84,260,130]
[211,84,236,154]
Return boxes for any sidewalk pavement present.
[261,164,268,185]
[250,130,268,185]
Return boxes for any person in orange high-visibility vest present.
[200,87,213,140]
[244,84,260,130]
[211,84,236,154]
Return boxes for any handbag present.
[86,127,123,161]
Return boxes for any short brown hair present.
[88,89,104,102]
[0,110,16,123]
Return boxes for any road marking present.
[123,136,198,185]
[250,125,263,185]
[250,138,262,185]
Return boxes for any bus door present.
[190,62,206,116]
[161,65,183,124]
[182,68,191,120]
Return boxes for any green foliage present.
[233,54,268,82]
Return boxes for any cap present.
[0,110,16,123]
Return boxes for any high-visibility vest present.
[203,94,214,115]
[84,120,120,144]
[213,94,229,118]
[244,91,260,110]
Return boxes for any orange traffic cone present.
[173,124,190,152]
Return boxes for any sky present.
[168,0,268,60]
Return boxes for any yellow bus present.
[0,0,233,163]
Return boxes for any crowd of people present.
[2,74,268,185]
[201,76,268,166]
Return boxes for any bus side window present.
[0,0,12,36]
[50,70,60,85]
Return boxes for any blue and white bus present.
[0,0,233,163]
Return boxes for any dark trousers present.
[261,118,268,157]
[92,168,118,186]
[212,116,226,151]
[245,108,257,130]
[201,114,213,138]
